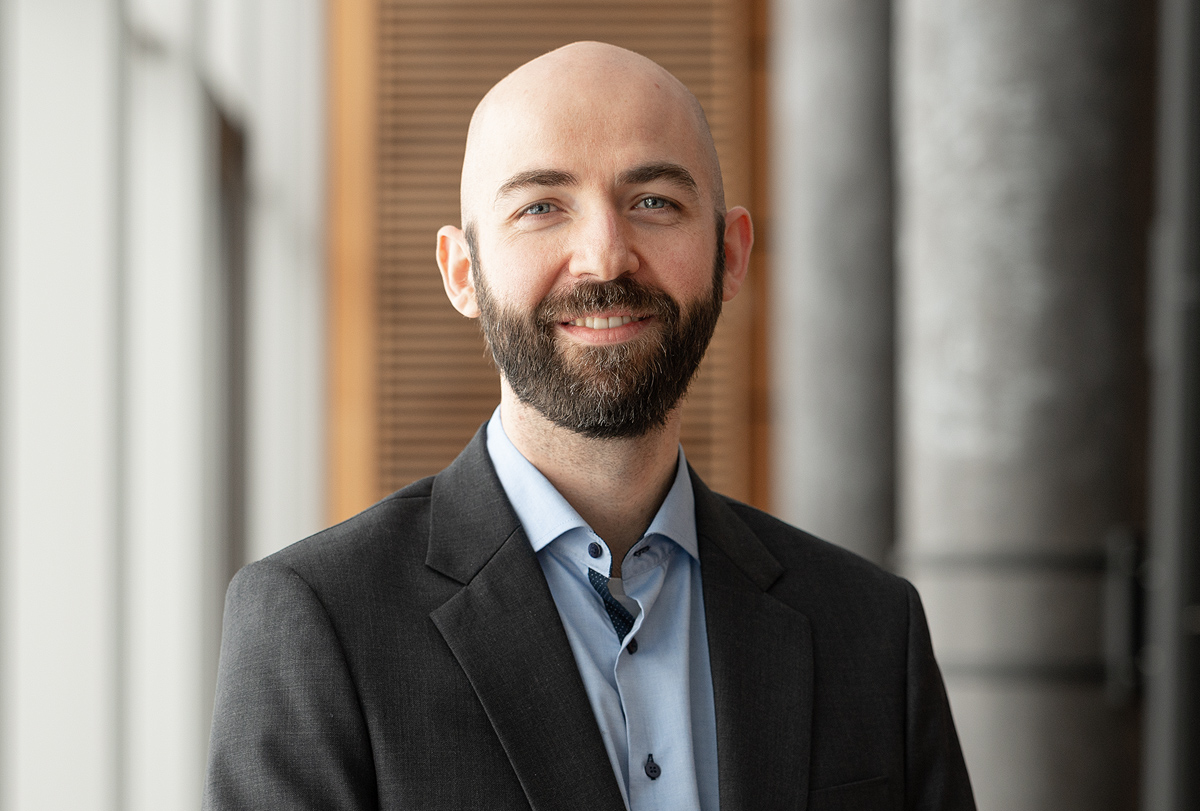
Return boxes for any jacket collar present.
[426,425,627,810]
[692,470,816,810]
[425,425,521,585]
[425,425,814,810]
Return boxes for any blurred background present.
[0,0,1195,809]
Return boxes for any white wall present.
[0,1,123,807]
[123,9,219,806]
[0,1,325,807]
[241,0,326,563]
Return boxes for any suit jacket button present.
[644,754,661,780]
[627,637,638,654]
[588,542,602,558]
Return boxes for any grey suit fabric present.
[203,425,975,810]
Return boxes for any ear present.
[437,225,480,318]
[720,206,754,302]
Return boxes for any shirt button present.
[588,542,602,559]
[627,637,638,654]
[645,754,661,780]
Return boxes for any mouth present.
[564,314,651,331]
[556,312,654,344]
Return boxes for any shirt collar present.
[485,407,699,560]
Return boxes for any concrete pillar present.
[770,0,895,564]
[895,0,1149,808]
[1143,0,1200,808]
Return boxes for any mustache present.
[534,276,681,326]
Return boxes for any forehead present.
[462,73,716,213]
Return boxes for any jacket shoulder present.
[267,476,435,567]
[234,475,445,616]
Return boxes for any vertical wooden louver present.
[330,0,763,522]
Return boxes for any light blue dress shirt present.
[486,408,720,811]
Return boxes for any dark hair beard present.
[469,220,725,439]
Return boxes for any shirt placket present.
[612,543,677,810]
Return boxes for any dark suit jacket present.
[203,426,975,810]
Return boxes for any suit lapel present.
[693,470,815,810]
[426,429,627,811]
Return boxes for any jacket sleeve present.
[904,580,977,810]
[203,560,378,811]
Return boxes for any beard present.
[469,220,725,439]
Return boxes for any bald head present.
[459,42,724,227]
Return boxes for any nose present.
[568,208,638,281]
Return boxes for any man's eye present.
[522,202,556,216]
[636,197,670,210]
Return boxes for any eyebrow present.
[618,162,699,196]
[494,169,579,205]
[492,162,702,208]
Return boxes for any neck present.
[498,382,681,576]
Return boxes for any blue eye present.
[523,202,555,216]
[637,197,669,210]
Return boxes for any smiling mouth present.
[565,315,650,331]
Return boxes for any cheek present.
[641,240,718,299]
[483,241,566,306]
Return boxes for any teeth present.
[570,315,641,330]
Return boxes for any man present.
[204,42,975,810]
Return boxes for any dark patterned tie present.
[588,568,636,640]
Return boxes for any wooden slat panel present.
[748,0,771,509]
[334,0,760,508]
[327,0,380,523]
